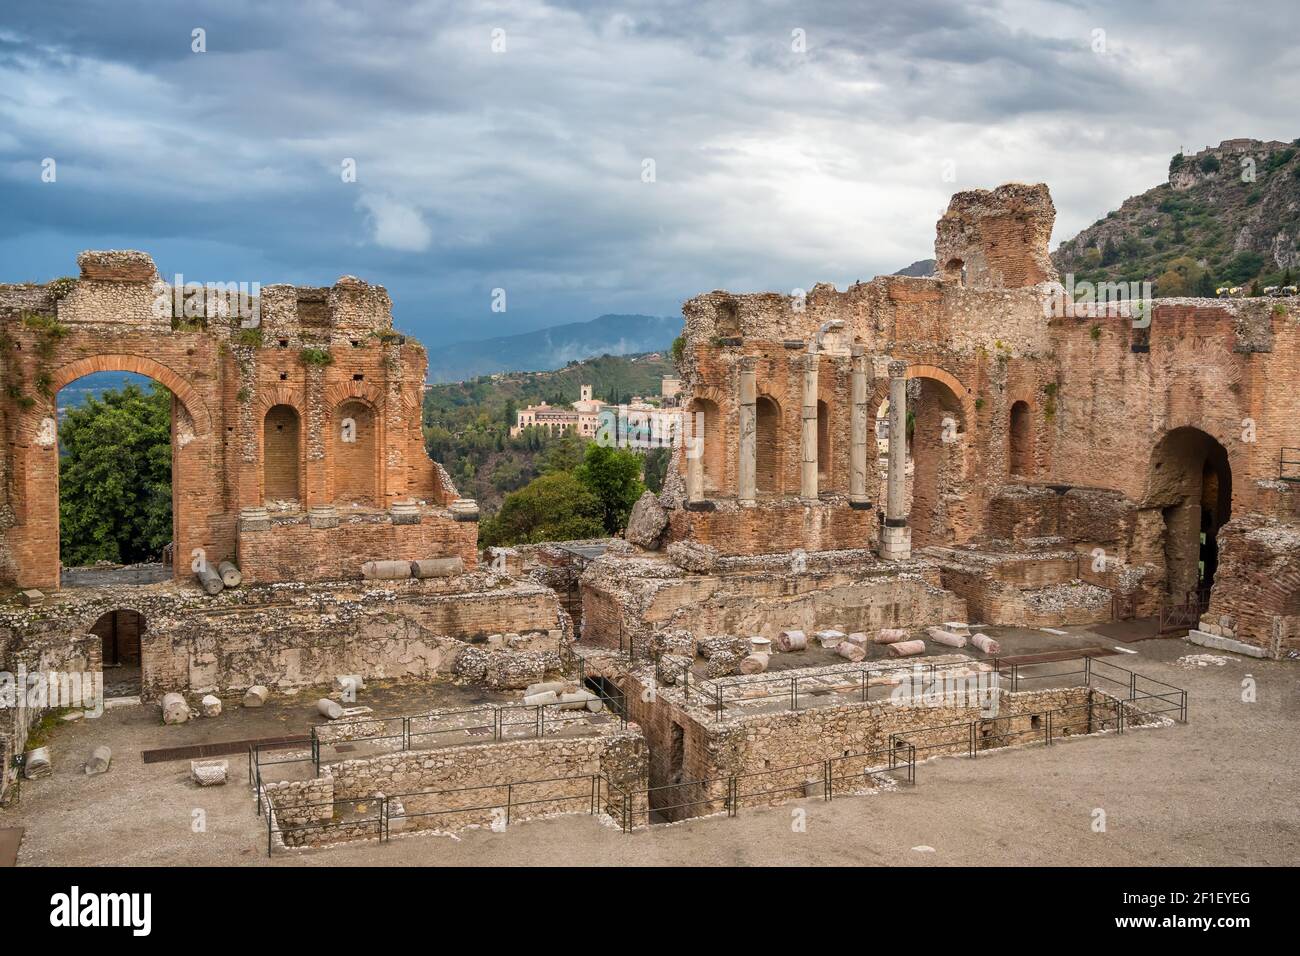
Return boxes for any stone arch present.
[687,387,726,495]
[903,368,970,548]
[21,353,212,440]
[17,354,214,589]
[263,404,303,504]
[755,394,782,494]
[323,379,385,411]
[1009,400,1033,478]
[255,384,302,416]
[330,394,382,507]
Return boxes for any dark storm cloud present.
[0,0,1295,346]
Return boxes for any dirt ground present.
[4,625,1298,867]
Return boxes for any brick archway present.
[20,353,212,440]
[324,382,385,507]
[15,353,213,589]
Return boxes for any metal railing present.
[698,659,993,720]
[306,691,627,773]
[262,796,384,857]
[889,695,1129,764]
[383,773,606,840]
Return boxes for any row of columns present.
[686,349,911,560]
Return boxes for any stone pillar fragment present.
[737,358,757,504]
[800,353,819,500]
[850,347,869,508]
[880,360,911,560]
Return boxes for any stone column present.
[800,353,819,500]
[849,347,870,508]
[737,358,757,504]
[880,360,911,560]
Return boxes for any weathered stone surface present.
[656,653,693,686]
[191,759,229,786]
[84,746,112,775]
[200,694,222,717]
[242,685,269,708]
[625,491,669,549]
[667,540,719,574]
[161,692,191,724]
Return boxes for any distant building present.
[511,383,683,448]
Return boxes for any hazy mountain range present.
[424,313,683,383]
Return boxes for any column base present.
[878,523,911,561]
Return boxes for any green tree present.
[574,443,645,535]
[643,446,671,493]
[478,471,604,546]
[540,431,587,473]
[59,382,173,566]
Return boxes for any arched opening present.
[817,400,831,487]
[689,398,724,495]
[90,608,145,698]
[263,404,302,505]
[943,258,967,286]
[907,376,967,548]
[755,395,782,494]
[57,372,176,587]
[1009,401,1033,478]
[333,399,377,507]
[1146,427,1232,608]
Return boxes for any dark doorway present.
[1147,427,1231,608]
[91,609,144,697]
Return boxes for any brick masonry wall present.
[0,256,468,591]
[0,574,565,702]
[580,553,965,654]
[236,510,478,583]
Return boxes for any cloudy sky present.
[1,0,1295,346]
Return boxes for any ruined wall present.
[593,653,1114,821]
[0,574,565,701]
[328,726,647,833]
[580,551,966,655]
[657,182,1300,651]
[237,509,477,583]
[0,251,470,591]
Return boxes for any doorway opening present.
[91,609,145,698]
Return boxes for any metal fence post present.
[1046,710,1053,746]
[506,784,513,827]
[792,676,799,711]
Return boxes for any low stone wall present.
[237,507,478,584]
[0,573,568,702]
[580,550,965,658]
[329,724,647,836]
[589,653,1145,822]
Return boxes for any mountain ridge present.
[425,312,681,383]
